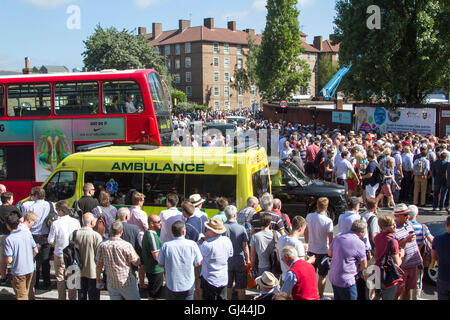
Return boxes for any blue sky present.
[0,0,337,71]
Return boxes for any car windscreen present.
[285,161,311,185]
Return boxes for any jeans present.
[165,285,195,300]
[33,236,51,286]
[433,184,448,209]
[332,284,358,300]
[78,277,100,300]
[107,275,140,300]
[200,276,227,300]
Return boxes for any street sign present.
[279,100,288,109]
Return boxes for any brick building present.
[139,18,339,109]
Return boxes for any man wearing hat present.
[198,218,233,300]
[393,204,422,300]
[254,271,280,300]
[189,194,208,220]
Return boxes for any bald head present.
[273,198,282,210]
[0,184,6,194]
[82,212,96,227]
[117,207,130,221]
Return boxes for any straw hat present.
[393,203,410,215]
[189,194,205,206]
[256,271,279,289]
[204,218,227,235]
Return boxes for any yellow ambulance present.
[40,143,270,217]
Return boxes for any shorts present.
[365,183,379,199]
[307,252,330,277]
[146,272,164,299]
[396,266,418,294]
[227,258,246,289]
[380,184,393,197]
[347,178,357,191]
[0,235,7,257]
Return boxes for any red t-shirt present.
[374,232,400,265]
[289,259,320,300]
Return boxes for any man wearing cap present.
[198,218,233,300]
[254,271,280,300]
[189,194,208,220]
[393,204,422,300]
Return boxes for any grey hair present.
[408,205,418,218]
[224,205,237,220]
[110,221,123,236]
[259,193,274,211]
[247,196,259,207]
[281,246,298,260]
[351,219,367,234]
[117,207,130,221]
[82,212,95,226]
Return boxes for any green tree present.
[231,35,260,94]
[334,0,450,105]
[318,55,339,90]
[171,90,187,106]
[82,24,173,90]
[255,0,311,102]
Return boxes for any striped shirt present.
[410,220,431,248]
[96,237,139,289]
[250,211,285,234]
[394,221,422,269]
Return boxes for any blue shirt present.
[280,258,300,294]
[199,235,233,287]
[432,232,450,282]
[4,229,37,276]
[20,199,51,236]
[157,237,202,292]
[185,215,208,242]
[338,211,371,251]
[225,221,249,263]
[401,152,414,172]
[410,220,431,248]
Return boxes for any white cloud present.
[134,0,161,9]
[251,0,266,11]
[22,0,76,8]
[298,0,317,7]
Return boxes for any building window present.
[238,87,243,96]
[175,44,180,55]
[224,72,230,82]
[213,42,219,53]
[224,43,229,54]
[165,45,170,55]
[224,100,230,109]
[238,100,243,108]
[185,72,191,83]
[165,59,171,69]
[214,86,220,96]
[214,100,220,110]
[175,58,180,69]
[237,45,242,55]
[300,87,308,95]
[250,85,256,95]
[224,86,229,97]
[213,57,219,67]
[214,72,219,82]
[185,42,191,54]
[175,74,181,84]
[185,57,191,68]
[224,57,230,68]
[186,86,192,97]
[237,58,243,69]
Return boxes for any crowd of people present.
[0,182,449,301]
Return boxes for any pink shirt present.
[128,205,148,240]
[306,144,320,163]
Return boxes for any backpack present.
[281,213,292,234]
[413,158,427,176]
[379,239,405,288]
[269,230,282,276]
[420,224,432,268]
[70,199,83,222]
[93,206,107,237]
[44,201,58,229]
[63,230,83,269]
[373,163,385,184]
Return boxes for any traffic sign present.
[279,100,288,109]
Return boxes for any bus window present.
[84,172,143,205]
[54,82,99,115]
[0,85,4,117]
[102,81,144,114]
[7,83,51,117]
[148,73,173,134]
[0,145,34,181]
[252,167,270,199]
[185,174,236,209]
[44,171,77,202]
[143,173,184,206]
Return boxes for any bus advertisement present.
[0,69,173,201]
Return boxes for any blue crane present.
[318,62,352,100]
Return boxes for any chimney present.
[204,17,214,29]
[313,36,323,51]
[244,28,255,38]
[179,19,190,32]
[227,21,236,31]
[22,57,33,74]
[152,23,162,39]
[300,32,307,44]
[138,27,147,35]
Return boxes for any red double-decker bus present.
[0,69,173,201]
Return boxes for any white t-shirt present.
[276,234,306,279]
[305,212,334,254]
[160,207,183,243]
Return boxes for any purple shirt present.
[329,231,366,288]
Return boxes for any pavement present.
[0,204,446,300]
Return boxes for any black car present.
[269,160,347,224]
